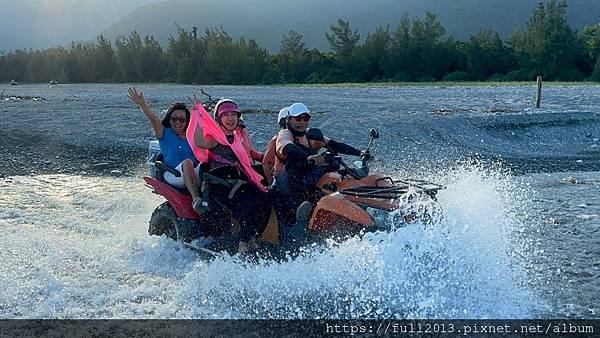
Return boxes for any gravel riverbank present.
[0,128,146,178]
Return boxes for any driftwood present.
[241,108,276,114]
[431,107,518,115]
[0,90,46,101]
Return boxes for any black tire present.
[149,202,178,240]
[149,202,199,242]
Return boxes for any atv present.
[143,124,443,258]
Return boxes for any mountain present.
[99,0,600,51]
[0,0,162,52]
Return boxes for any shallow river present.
[0,83,598,318]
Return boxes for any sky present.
[0,0,162,51]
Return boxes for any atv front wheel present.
[148,202,198,242]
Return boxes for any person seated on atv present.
[262,106,289,185]
[127,87,205,214]
[190,99,271,253]
[274,102,363,233]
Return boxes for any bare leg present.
[181,159,199,200]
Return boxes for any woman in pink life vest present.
[188,99,271,253]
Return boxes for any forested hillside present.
[100,0,600,50]
[1,0,599,84]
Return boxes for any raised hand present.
[188,94,200,106]
[128,87,147,107]
[128,87,162,137]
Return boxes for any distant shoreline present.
[4,81,600,88]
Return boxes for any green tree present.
[234,38,269,84]
[408,12,456,80]
[203,27,269,85]
[388,14,412,80]
[204,27,235,84]
[580,24,600,61]
[465,28,516,80]
[326,19,360,56]
[66,41,99,82]
[165,25,206,83]
[355,26,391,81]
[115,31,144,81]
[277,30,310,83]
[25,50,47,82]
[95,35,116,82]
[326,19,360,81]
[579,24,600,79]
[41,47,69,82]
[139,35,166,82]
[281,30,306,56]
[509,0,582,80]
[592,56,600,81]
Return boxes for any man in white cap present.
[273,102,362,242]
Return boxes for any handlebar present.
[310,150,371,180]
[308,128,379,180]
[196,88,221,111]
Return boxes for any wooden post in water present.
[536,76,542,108]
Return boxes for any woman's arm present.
[193,123,218,149]
[326,139,362,156]
[128,87,164,138]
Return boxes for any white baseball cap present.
[277,106,290,123]
[288,102,311,117]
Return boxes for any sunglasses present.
[291,114,311,122]
[170,117,187,123]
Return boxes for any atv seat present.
[150,153,247,208]
[150,153,195,195]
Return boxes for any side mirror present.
[307,128,325,142]
[369,128,379,140]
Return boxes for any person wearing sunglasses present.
[127,87,204,214]
[274,103,362,241]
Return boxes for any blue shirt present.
[158,127,197,168]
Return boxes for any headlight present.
[366,207,393,230]
[365,207,409,230]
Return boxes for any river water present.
[0,83,598,318]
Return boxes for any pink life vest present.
[186,103,268,192]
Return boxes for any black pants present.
[211,183,271,243]
[272,171,321,241]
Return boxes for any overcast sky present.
[0,0,162,51]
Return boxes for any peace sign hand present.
[188,94,200,106]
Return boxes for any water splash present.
[0,168,545,318]
[174,164,543,318]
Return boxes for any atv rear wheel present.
[149,202,198,242]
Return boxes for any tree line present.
[1,0,599,84]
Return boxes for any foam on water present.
[176,165,542,318]
[0,167,544,318]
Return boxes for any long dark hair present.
[161,102,190,129]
